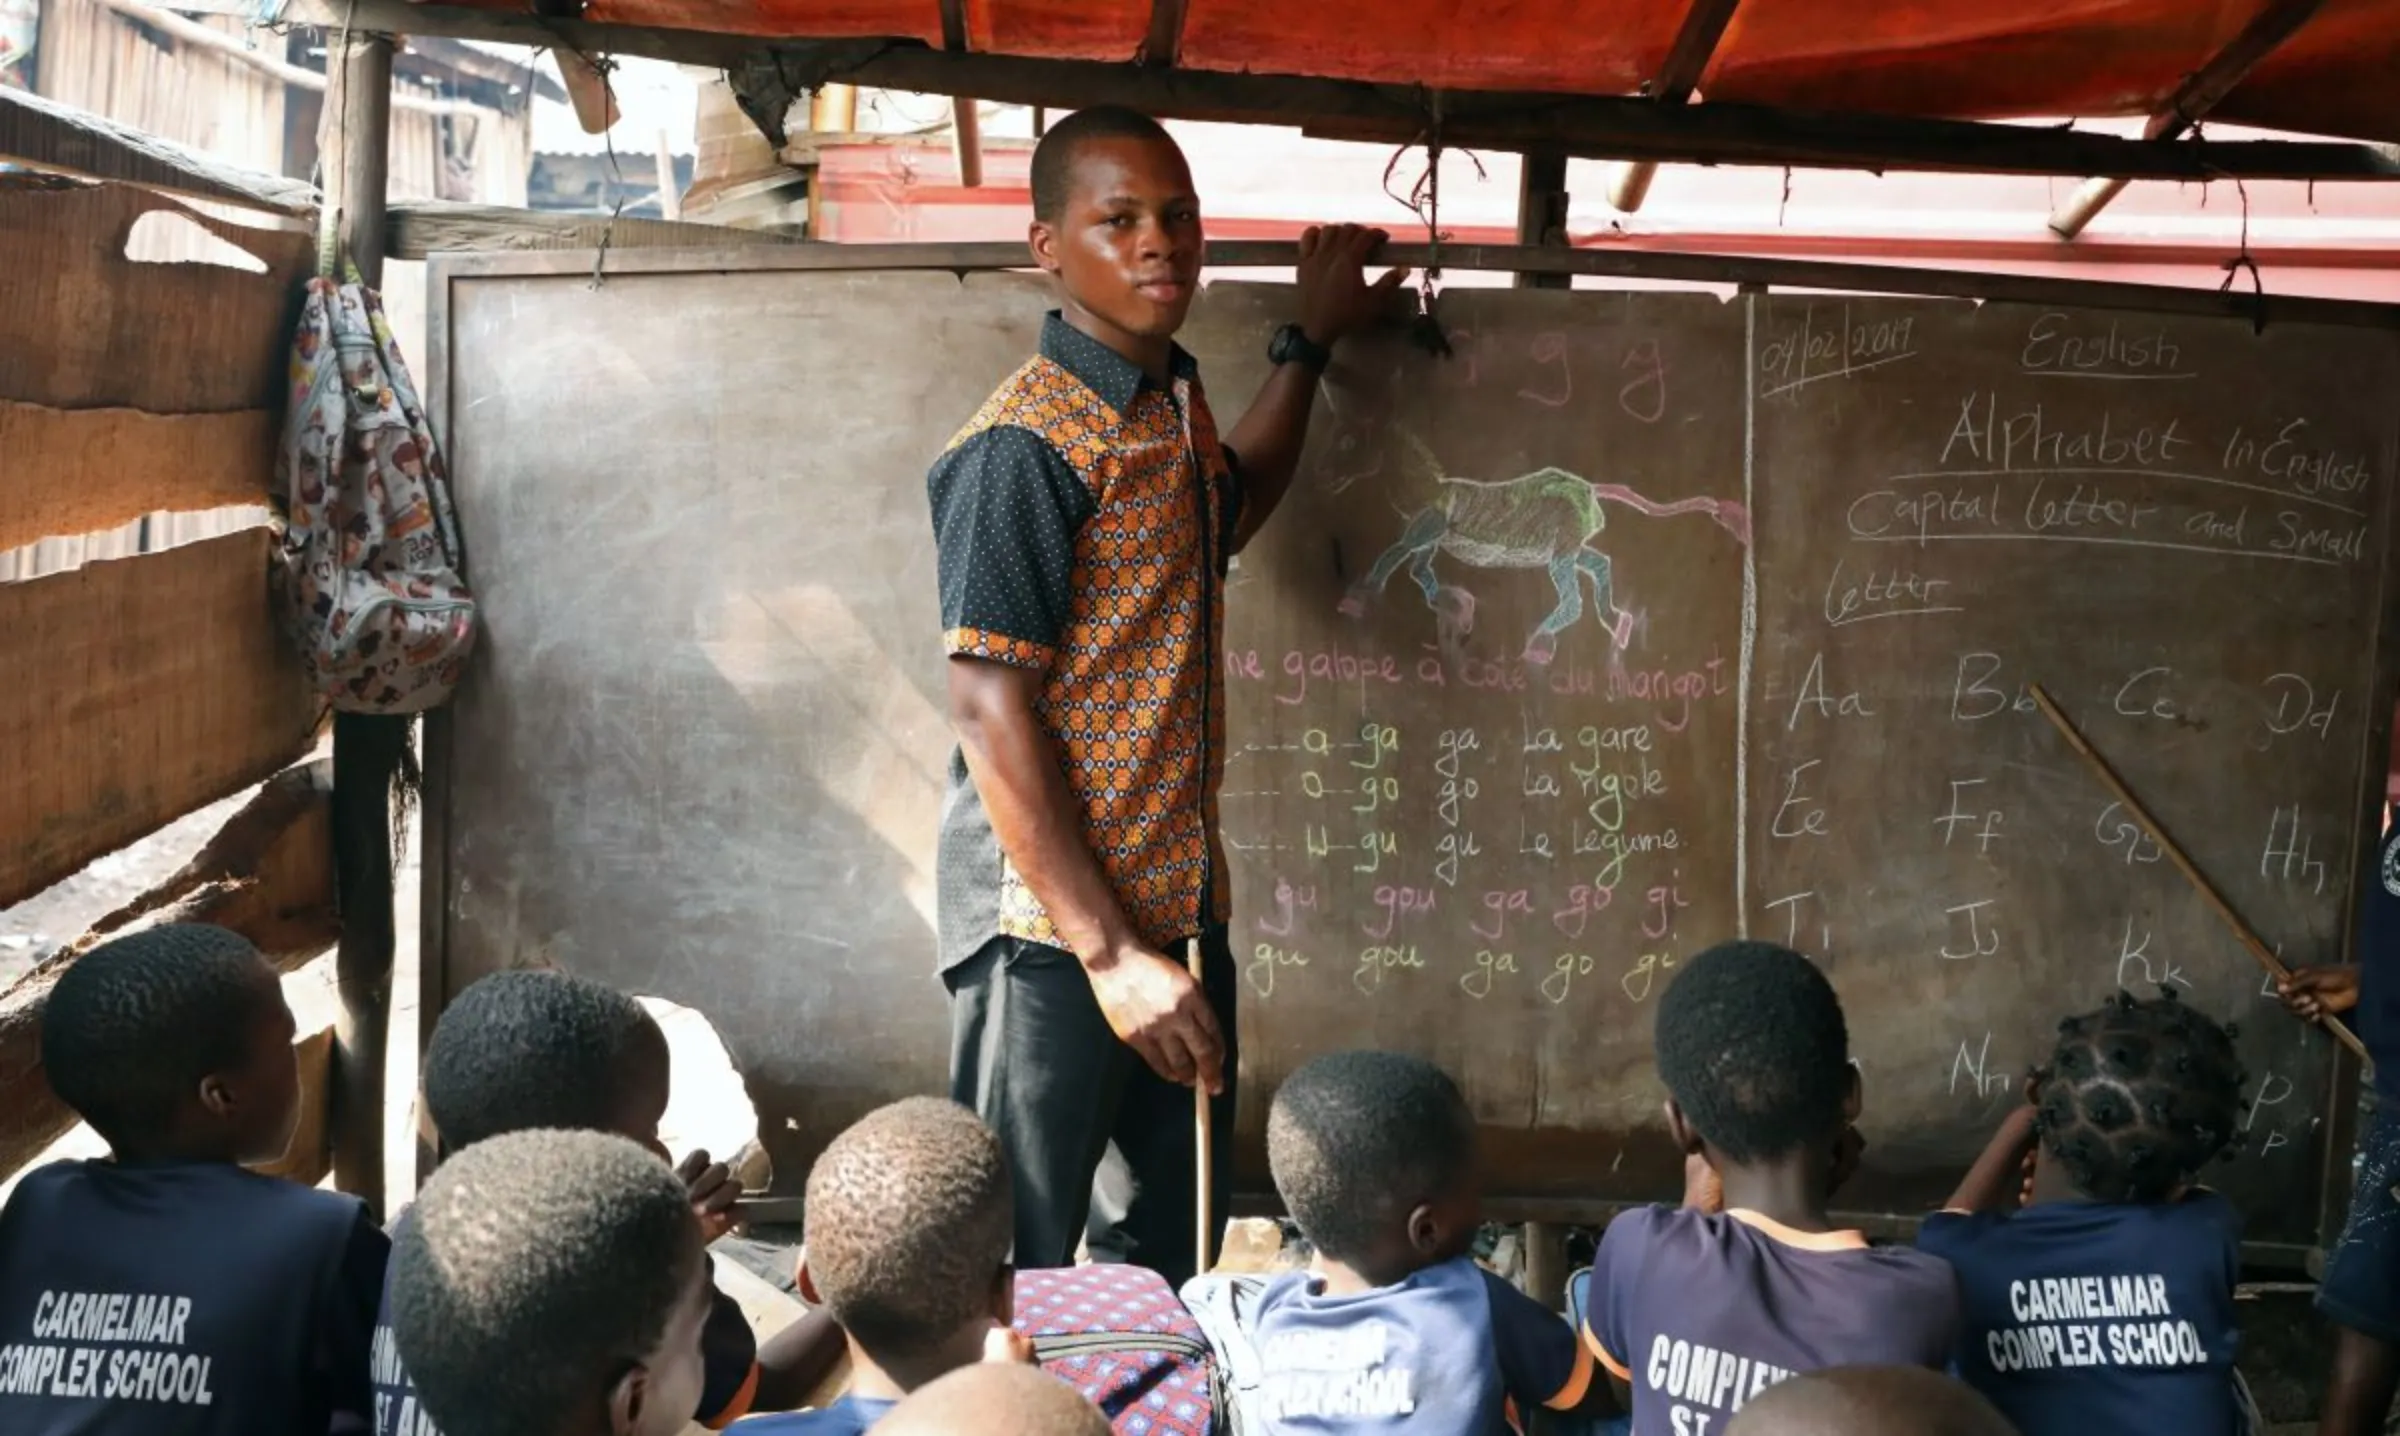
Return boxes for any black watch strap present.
[1269,322,1333,373]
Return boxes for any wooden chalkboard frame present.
[419,241,2400,1265]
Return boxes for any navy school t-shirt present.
[371,1205,760,1436]
[1584,1206,1960,1436]
[1246,1253,1595,1434]
[2353,806,2400,1099]
[0,1159,388,1436]
[1916,1193,2242,1436]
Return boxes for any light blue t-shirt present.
[1248,1254,1591,1434]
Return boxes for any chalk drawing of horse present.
[1337,433,1750,664]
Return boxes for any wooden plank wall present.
[0,174,333,1179]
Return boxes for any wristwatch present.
[1268,322,1334,373]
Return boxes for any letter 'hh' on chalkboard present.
[429,260,2399,1237]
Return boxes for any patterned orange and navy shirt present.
[928,313,1243,971]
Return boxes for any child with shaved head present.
[740,1097,1019,1435]
[871,1363,1112,1436]
[1723,1367,2017,1436]
[388,1129,712,1436]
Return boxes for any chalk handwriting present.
[1256,878,1319,937]
[1934,778,2006,851]
[1770,760,1831,839]
[1952,652,2035,722]
[1361,885,1436,940]
[2257,673,2339,748]
[1822,557,1963,627]
[1246,943,1308,999]
[1758,303,1918,398]
[2115,918,2189,992]
[2095,802,2163,866]
[1765,890,1832,953]
[1951,1033,2014,1098]
[1620,951,1677,1003]
[1517,332,1572,407]
[1941,900,2001,961]
[2021,313,2190,381]
[1787,651,1874,728]
[1460,949,1521,1000]
[1541,952,1596,1006]
[2113,667,2180,722]
[1353,945,1425,996]
[1620,339,1667,423]
[2261,807,2329,894]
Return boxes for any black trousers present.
[945,928,1237,1289]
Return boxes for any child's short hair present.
[1265,1050,1477,1262]
[1724,1365,2014,1435]
[2034,988,2245,1203]
[1029,106,1178,221]
[40,922,271,1144]
[803,1098,1013,1363]
[390,1129,701,1436]
[423,970,659,1149]
[1656,941,1851,1162]
[878,1363,1113,1436]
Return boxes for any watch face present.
[2382,834,2400,898]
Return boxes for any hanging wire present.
[1379,93,1482,358]
[2213,150,2267,335]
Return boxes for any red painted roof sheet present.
[526,0,2400,143]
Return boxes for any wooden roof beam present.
[0,85,316,215]
[1608,0,1743,213]
[2050,0,2329,239]
[279,0,2400,184]
[1140,0,1191,68]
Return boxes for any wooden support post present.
[952,97,983,189]
[325,29,402,1219]
[2050,0,2329,239]
[1515,149,1569,290]
[654,128,681,218]
[809,82,856,133]
[1607,0,1743,213]
[1523,1220,1568,1310]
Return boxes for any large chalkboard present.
[429,255,2397,1244]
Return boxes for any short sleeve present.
[1480,1270,1594,1411]
[696,1283,762,1427]
[319,1205,393,1434]
[928,425,1093,669]
[1914,1209,1987,1261]
[1584,1206,1659,1382]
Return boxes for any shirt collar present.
[1040,311,1198,418]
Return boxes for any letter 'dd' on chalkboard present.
[430,261,2397,1245]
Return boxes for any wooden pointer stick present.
[1190,938,1215,1275]
[2030,684,2374,1067]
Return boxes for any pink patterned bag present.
[273,268,475,713]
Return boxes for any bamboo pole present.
[2030,684,2372,1066]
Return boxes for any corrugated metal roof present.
[410,0,2400,146]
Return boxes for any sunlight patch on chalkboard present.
[697,583,944,934]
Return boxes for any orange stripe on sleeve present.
[703,1363,760,1430]
[1585,1323,1631,1383]
[1546,1330,1598,1409]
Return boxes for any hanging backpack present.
[1014,1264,1220,1436]
[273,264,475,712]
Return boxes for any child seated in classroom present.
[737,1096,1022,1434]
[1582,941,1961,1434]
[873,1363,1113,1436]
[371,969,841,1436]
[388,1128,715,1436]
[1246,1049,1616,1433]
[1917,988,2249,1436]
[0,922,388,1436]
[1721,1366,2015,1436]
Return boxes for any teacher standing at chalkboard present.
[925,106,1401,1285]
